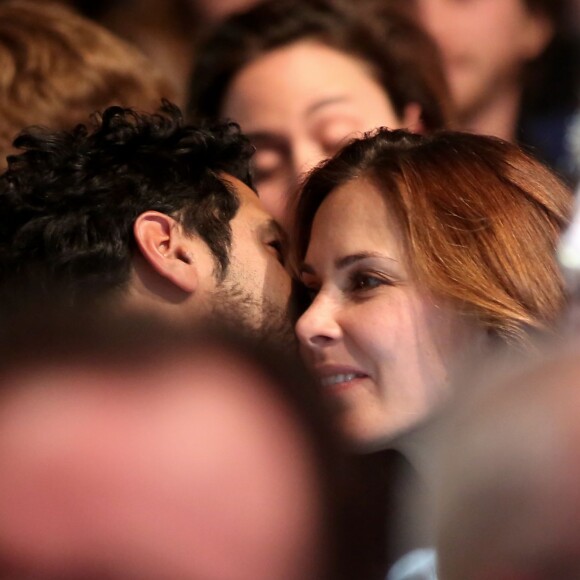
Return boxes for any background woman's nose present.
[293,141,327,186]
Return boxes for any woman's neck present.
[458,82,522,142]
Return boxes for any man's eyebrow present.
[261,218,287,243]
[300,251,396,276]
[305,96,349,119]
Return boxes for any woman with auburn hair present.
[292,128,571,449]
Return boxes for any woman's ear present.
[133,211,198,294]
[402,102,425,134]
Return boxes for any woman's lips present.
[314,366,369,391]
[320,373,366,387]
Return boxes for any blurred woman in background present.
[188,0,451,226]
[410,0,579,185]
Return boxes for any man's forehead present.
[219,172,258,201]
[220,172,275,220]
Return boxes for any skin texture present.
[222,40,420,226]
[0,351,323,579]
[295,178,479,447]
[211,176,293,336]
[414,0,552,138]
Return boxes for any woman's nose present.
[295,294,342,349]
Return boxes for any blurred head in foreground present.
[434,345,580,580]
[0,309,375,580]
[0,0,174,169]
[293,128,571,449]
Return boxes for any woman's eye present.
[317,121,359,156]
[349,273,385,292]
[253,149,284,183]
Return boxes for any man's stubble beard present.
[210,280,298,353]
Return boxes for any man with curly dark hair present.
[0,103,292,339]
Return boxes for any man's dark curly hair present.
[0,102,255,305]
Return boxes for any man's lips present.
[313,365,369,389]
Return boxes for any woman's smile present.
[314,364,370,392]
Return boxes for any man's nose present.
[295,292,342,349]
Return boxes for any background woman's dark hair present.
[187,0,452,132]
[521,0,578,115]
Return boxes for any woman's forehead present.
[305,178,404,258]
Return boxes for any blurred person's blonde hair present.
[0,0,174,168]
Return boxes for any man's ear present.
[133,211,198,294]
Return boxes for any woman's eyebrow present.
[305,96,349,119]
[301,251,397,276]
[335,252,396,270]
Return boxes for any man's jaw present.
[209,282,296,350]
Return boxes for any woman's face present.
[295,177,479,447]
[221,40,421,227]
